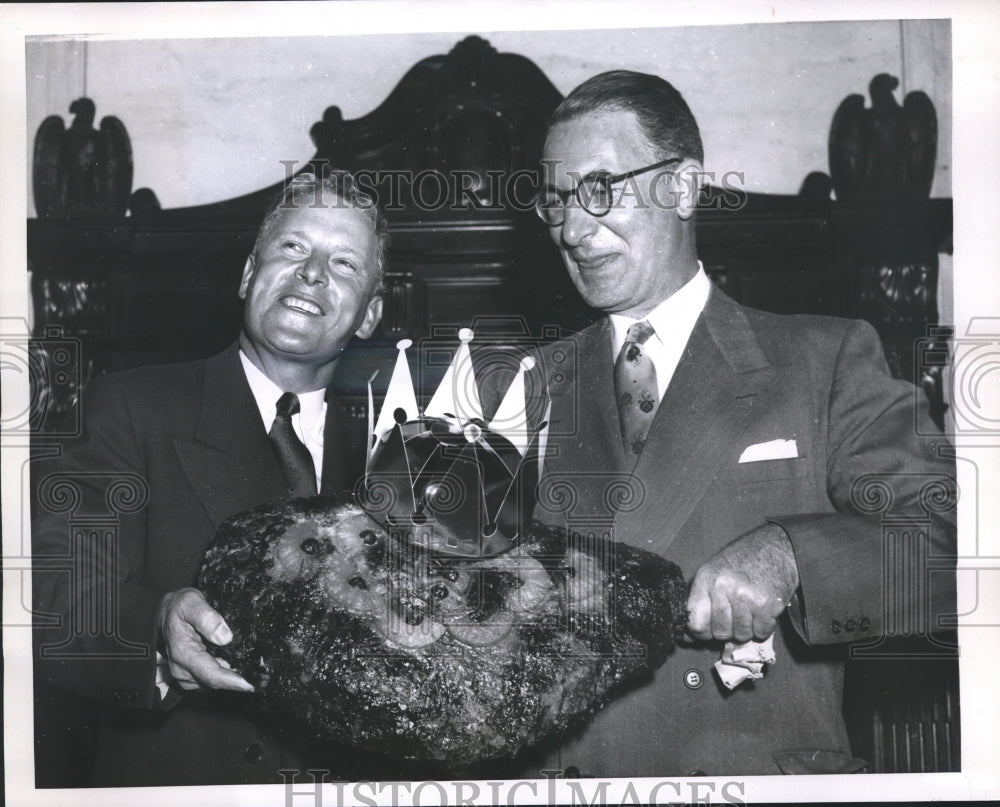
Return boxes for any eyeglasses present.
[534,157,683,226]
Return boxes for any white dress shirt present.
[239,350,327,490]
[608,263,712,398]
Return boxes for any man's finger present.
[195,662,254,692]
[730,599,754,643]
[686,575,713,639]
[768,594,789,619]
[751,611,778,641]
[709,586,733,640]
[175,590,233,646]
[169,645,254,692]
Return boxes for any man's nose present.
[559,203,598,248]
[297,255,328,285]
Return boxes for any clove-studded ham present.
[199,496,687,770]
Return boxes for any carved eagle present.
[829,73,937,202]
[33,97,133,218]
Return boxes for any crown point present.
[520,356,536,372]
[458,328,474,343]
[396,338,413,351]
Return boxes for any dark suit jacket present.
[32,343,432,786]
[524,288,956,777]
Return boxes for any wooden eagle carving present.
[33,97,133,218]
[829,73,937,202]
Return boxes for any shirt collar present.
[609,262,712,353]
[239,350,327,439]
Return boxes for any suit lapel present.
[618,290,780,555]
[546,320,627,476]
[173,344,287,527]
[321,391,361,495]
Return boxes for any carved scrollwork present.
[37,275,110,323]
[860,260,937,324]
[447,35,499,77]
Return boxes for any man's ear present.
[674,159,704,221]
[238,255,255,299]
[354,294,384,340]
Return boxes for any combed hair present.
[253,170,390,293]
[550,70,704,165]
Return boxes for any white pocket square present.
[738,438,798,463]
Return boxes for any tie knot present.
[626,320,655,346]
[275,392,301,418]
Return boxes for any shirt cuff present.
[155,651,173,700]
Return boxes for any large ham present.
[199,495,686,770]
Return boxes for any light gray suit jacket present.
[525,287,956,777]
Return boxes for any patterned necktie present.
[268,392,318,497]
[614,320,660,458]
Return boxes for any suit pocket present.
[715,456,812,484]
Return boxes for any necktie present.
[614,320,660,458]
[268,392,318,497]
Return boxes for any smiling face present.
[238,198,383,388]
[541,109,701,318]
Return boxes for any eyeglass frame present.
[534,156,684,226]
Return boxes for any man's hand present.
[156,587,254,693]
[687,523,800,643]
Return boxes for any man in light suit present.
[31,171,425,786]
[528,71,956,777]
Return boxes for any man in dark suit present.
[31,171,395,786]
[529,71,956,777]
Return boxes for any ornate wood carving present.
[825,75,948,424]
[829,73,936,203]
[33,98,133,218]
[131,35,561,223]
[121,36,576,344]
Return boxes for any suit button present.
[688,770,707,777]
[859,616,871,632]
[831,619,841,634]
[243,744,264,764]
[126,688,137,703]
[684,669,703,689]
[564,766,581,778]
[844,618,857,633]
